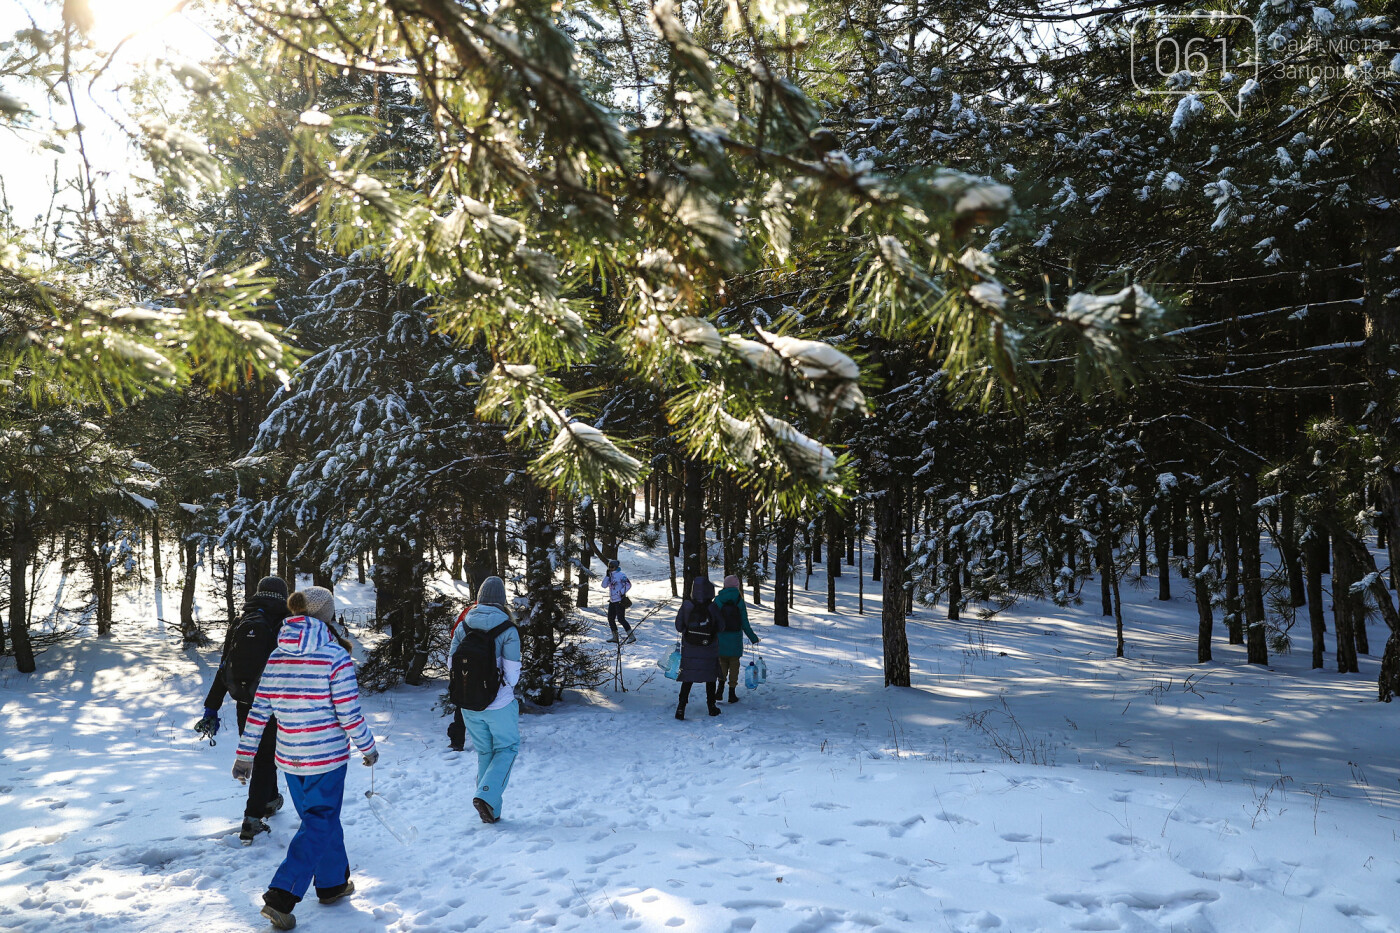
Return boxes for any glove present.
[362,749,380,767]
[232,758,253,784]
[194,709,220,743]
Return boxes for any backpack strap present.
[485,620,515,651]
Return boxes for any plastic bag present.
[659,646,682,680]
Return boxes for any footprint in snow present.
[1001,832,1054,844]
[586,843,637,865]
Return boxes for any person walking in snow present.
[448,575,522,825]
[233,586,378,931]
[194,575,290,845]
[715,574,760,704]
[602,558,634,644]
[674,577,724,720]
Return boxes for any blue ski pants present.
[269,765,349,900]
[462,700,519,819]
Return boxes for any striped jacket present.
[235,615,376,775]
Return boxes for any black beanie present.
[257,576,289,599]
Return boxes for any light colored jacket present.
[603,570,632,604]
[449,604,522,711]
[236,615,376,775]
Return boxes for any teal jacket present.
[714,586,760,658]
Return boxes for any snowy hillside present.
[1,543,1398,933]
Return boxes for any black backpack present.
[222,608,281,704]
[719,600,743,634]
[449,621,514,711]
[683,601,720,647]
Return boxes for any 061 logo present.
[1130,13,1260,118]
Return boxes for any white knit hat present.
[289,586,335,623]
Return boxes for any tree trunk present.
[577,499,596,608]
[152,514,163,582]
[1152,504,1171,600]
[276,528,290,583]
[180,533,201,646]
[682,457,706,594]
[523,480,561,704]
[826,501,839,613]
[1193,496,1213,663]
[661,472,678,598]
[1220,493,1244,645]
[1097,523,1113,617]
[9,496,37,672]
[497,500,511,579]
[876,487,910,687]
[748,501,763,606]
[1332,540,1361,674]
[224,548,238,627]
[1111,550,1125,659]
[1172,497,1189,576]
[1304,532,1327,669]
[1240,476,1268,665]
[946,537,961,621]
[1280,497,1306,607]
[774,517,794,627]
[1137,514,1149,578]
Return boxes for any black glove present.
[194,709,220,745]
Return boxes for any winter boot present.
[623,630,636,644]
[317,878,355,905]
[263,794,284,818]
[239,816,269,845]
[675,701,686,721]
[728,686,739,703]
[261,888,298,930]
[708,703,722,717]
[473,797,499,824]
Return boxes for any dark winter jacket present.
[714,586,759,658]
[203,592,291,711]
[674,578,722,683]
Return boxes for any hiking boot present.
[473,797,499,824]
[317,879,355,905]
[606,634,620,644]
[708,704,722,717]
[623,632,636,644]
[239,817,269,845]
[728,687,739,703]
[260,904,296,930]
[263,794,284,818]
[675,702,685,721]
[261,888,298,929]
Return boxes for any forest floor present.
[2,541,1399,932]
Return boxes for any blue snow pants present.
[462,700,519,819]
[269,764,349,900]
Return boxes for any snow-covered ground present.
[2,541,1399,933]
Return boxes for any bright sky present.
[1,0,213,225]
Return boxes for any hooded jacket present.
[674,578,722,683]
[235,615,376,775]
[603,569,632,604]
[714,585,759,658]
[449,603,522,711]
